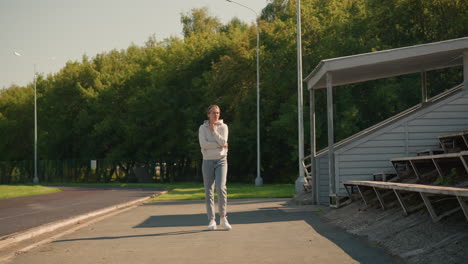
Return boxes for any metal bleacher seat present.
[439,130,468,153]
[344,130,468,223]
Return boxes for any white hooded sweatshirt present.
[198,119,228,160]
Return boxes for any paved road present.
[6,199,403,264]
[0,186,164,238]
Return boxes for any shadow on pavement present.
[52,230,207,243]
[134,209,308,228]
[51,201,401,264]
[142,198,286,206]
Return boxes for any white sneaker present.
[207,220,217,231]
[220,217,232,230]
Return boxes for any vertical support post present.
[309,89,317,204]
[464,50,468,90]
[326,72,336,199]
[315,155,321,205]
[421,71,428,103]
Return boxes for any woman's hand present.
[209,122,216,132]
[218,143,228,149]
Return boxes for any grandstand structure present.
[303,37,468,215]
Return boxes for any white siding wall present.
[316,88,468,205]
[316,153,329,204]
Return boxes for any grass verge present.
[41,182,295,202]
[148,183,295,202]
[0,185,62,199]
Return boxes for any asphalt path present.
[0,186,164,238]
[6,199,402,264]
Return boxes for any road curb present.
[0,190,167,250]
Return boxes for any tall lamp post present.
[226,0,263,186]
[294,0,307,194]
[14,51,39,184]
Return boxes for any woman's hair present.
[207,104,220,114]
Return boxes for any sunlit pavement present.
[6,198,401,264]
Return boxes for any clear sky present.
[0,0,269,89]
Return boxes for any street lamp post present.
[294,0,307,194]
[226,0,263,186]
[14,51,40,184]
[33,64,38,184]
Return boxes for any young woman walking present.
[198,105,232,231]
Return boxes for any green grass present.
[0,185,62,199]
[148,183,295,202]
[43,182,169,188]
[41,182,295,202]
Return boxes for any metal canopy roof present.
[305,37,468,90]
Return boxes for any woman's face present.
[208,107,220,123]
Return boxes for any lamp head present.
[14,51,22,57]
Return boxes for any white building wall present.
[316,87,468,205]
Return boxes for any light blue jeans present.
[202,158,228,221]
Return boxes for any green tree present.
[0,85,34,161]
[1,1,466,184]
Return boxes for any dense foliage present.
[1,0,467,183]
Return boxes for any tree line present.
[1,0,466,183]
